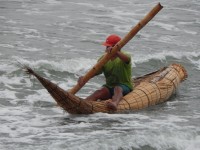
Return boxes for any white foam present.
[48,118,200,150]
[0,44,15,49]
[12,50,200,74]
[170,7,200,14]
[6,19,17,24]
[151,21,180,31]
[13,56,96,75]
[44,0,61,4]
[68,2,95,7]
[17,8,45,15]
[0,89,17,100]
[183,29,197,35]
[63,44,73,48]
[19,47,42,52]
[0,75,31,86]
[156,36,198,48]
[114,24,134,33]
[0,63,17,74]
[185,136,200,150]
[25,89,54,104]
[167,115,188,123]
[0,108,51,143]
[5,27,24,35]
[4,27,41,39]
[58,15,69,19]
[157,35,175,43]
[134,51,200,64]
[188,57,200,70]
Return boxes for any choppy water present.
[0,0,200,150]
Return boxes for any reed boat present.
[24,63,187,114]
[23,3,180,114]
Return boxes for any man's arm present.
[106,47,130,63]
[116,51,130,64]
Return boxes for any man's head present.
[102,34,121,47]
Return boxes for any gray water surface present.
[0,0,200,150]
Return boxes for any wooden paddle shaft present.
[70,3,163,94]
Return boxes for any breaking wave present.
[11,51,200,75]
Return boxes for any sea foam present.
[12,51,200,74]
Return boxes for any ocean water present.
[0,0,200,150]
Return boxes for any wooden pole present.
[69,3,163,94]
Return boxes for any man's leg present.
[107,86,123,110]
[85,87,111,101]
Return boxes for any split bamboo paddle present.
[69,3,163,94]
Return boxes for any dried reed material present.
[24,63,187,114]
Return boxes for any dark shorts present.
[103,84,132,96]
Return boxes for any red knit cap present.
[102,34,121,47]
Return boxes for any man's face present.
[105,46,117,60]
[106,46,113,52]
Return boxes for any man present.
[78,34,133,111]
